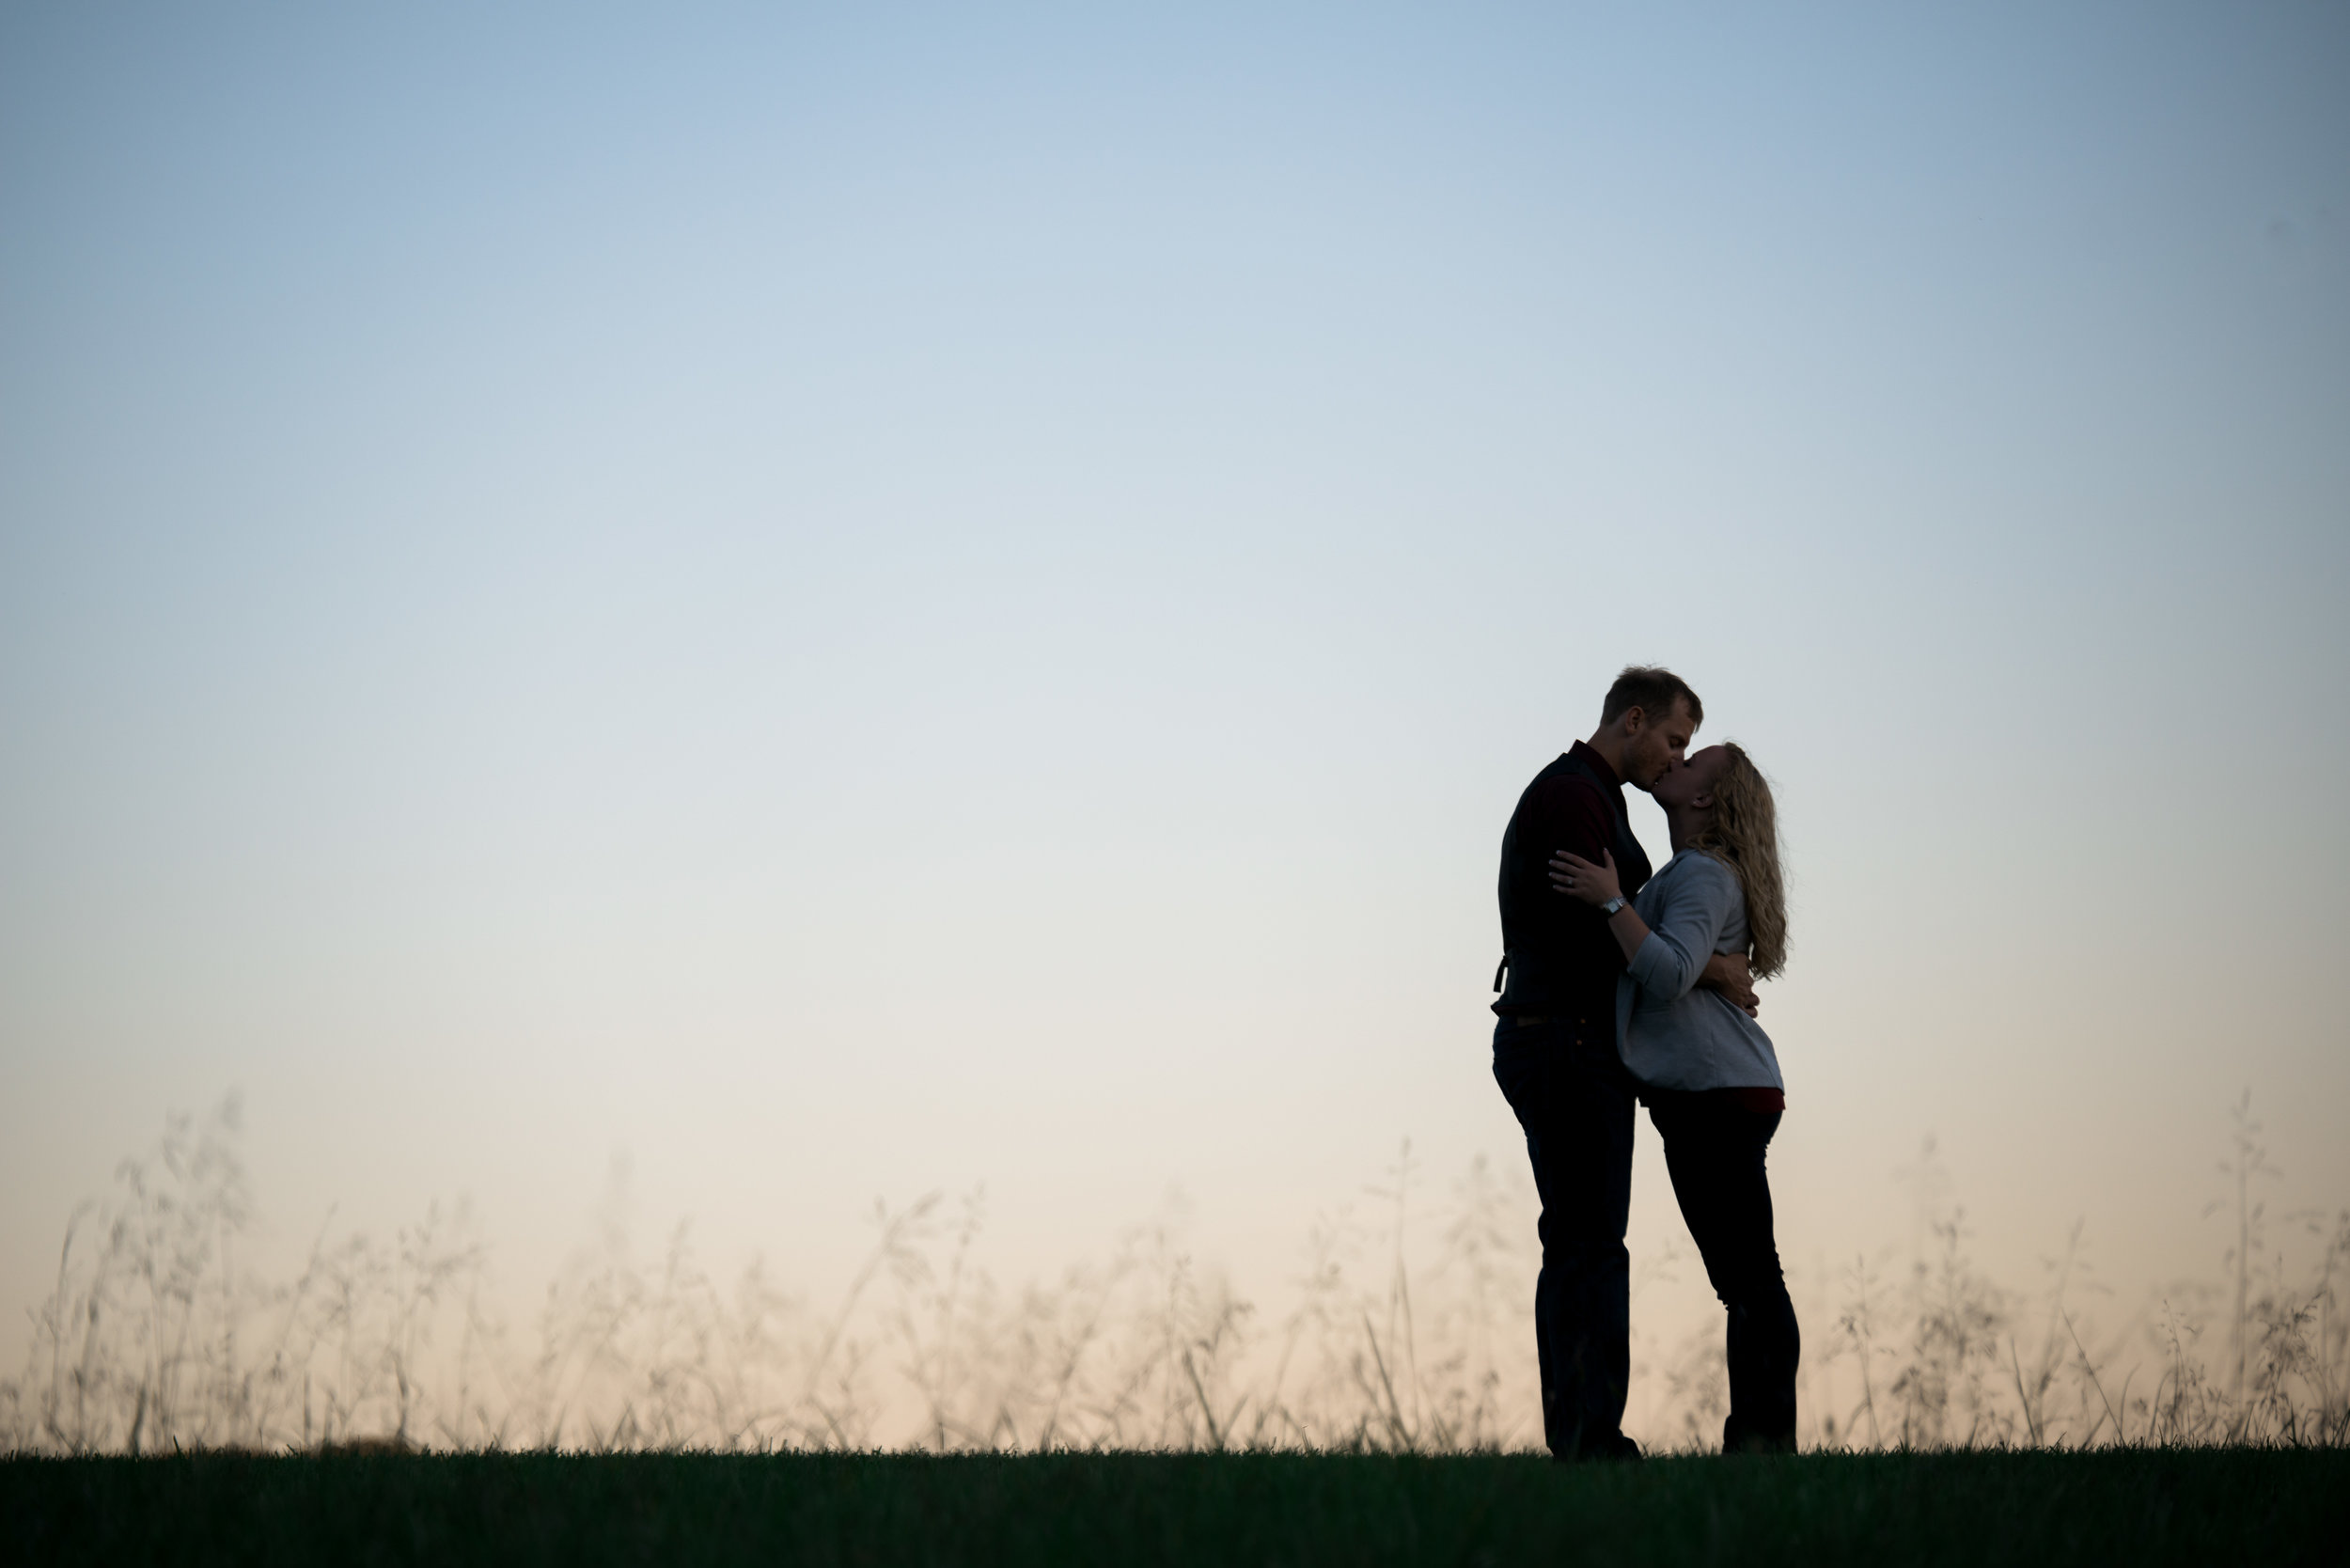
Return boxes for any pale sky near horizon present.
[4,3,2346,1376]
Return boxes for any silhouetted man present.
[1491,666,1752,1460]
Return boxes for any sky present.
[3,2,2346,1377]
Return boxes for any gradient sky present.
[4,3,2346,1371]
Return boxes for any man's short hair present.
[1600,666,1702,729]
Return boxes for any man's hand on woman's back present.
[1699,952,1760,1017]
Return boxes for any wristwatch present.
[1599,895,1629,917]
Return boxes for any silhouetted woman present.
[1549,742,1798,1452]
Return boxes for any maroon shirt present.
[1494,740,1654,1025]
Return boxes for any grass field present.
[5,1448,2344,1567]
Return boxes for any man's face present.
[1623,699,1697,791]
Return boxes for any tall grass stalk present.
[3,1097,2342,1455]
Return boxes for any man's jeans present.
[1491,1014,1636,1457]
[1647,1090,1801,1452]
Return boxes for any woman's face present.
[1653,745,1729,813]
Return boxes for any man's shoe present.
[1720,1418,1795,1456]
[1551,1431,1644,1464]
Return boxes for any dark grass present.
[6,1449,2345,1567]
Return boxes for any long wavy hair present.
[1691,743,1788,979]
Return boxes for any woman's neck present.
[1666,806,1709,855]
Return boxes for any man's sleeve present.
[1520,773,1629,967]
[1530,774,1617,869]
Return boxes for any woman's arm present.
[1549,851,1731,1002]
[1546,849,1650,963]
[1547,851,1757,1014]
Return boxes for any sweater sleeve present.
[1625,857,1736,1003]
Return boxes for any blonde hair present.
[1691,743,1788,979]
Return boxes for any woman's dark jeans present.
[1492,1014,1637,1458]
[1646,1089,1800,1452]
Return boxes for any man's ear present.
[1617,705,1646,736]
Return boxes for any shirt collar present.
[1567,739,1623,791]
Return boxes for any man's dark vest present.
[1494,749,1654,1017]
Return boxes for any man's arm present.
[1699,952,1759,1017]
[1533,777,1620,948]
[1535,775,1618,872]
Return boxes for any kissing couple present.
[1491,665,1796,1459]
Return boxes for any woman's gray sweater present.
[1614,849,1784,1093]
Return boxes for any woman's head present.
[1662,743,1788,979]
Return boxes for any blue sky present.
[4,3,2345,1377]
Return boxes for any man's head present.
[1590,666,1701,791]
